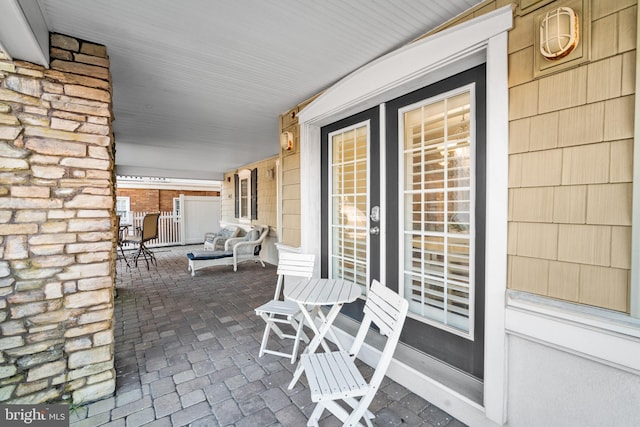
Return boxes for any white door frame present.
[297,6,513,425]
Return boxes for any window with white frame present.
[116,196,131,225]
[235,168,257,221]
[173,197,181,222]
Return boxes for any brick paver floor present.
[69,245,467,426]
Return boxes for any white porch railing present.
[122,211,182,248]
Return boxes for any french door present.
[321,65,485,380]
[321,107,380,310]
[386,66,486,379]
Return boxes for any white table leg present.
[288,302,344,389]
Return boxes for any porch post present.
[299,123,322,276]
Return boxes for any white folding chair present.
[255,252,315,363]
[301,279,409,427]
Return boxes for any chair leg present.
[258,312,309,363]
[307,403,324,427]
[118,244,129,267]
[139,245,150,270]
[134,243,156,270]
[343,396,374,426]
[258,322,272,358]
[290,315,308,364]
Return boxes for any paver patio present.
[69,245,466,427]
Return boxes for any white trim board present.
[298,5,513,425]
[506,293,640,374]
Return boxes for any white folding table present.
[284,277,361,389]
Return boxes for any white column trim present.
[483,30,510,425]
[630,0,640,317]
[300,123,322,277]
[0,0,49,67]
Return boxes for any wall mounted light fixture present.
[539,7,579,60]
[280,131,294,152]
[532,0,590,78]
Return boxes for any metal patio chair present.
[116,215,130,269]
[123,212,160,269]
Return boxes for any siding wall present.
[279,104,308,248]
[504,0,636,313]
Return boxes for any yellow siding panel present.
[509,118,530,153]
[618,5,637,53]
[508,11,534,54]
[604,95,635,140]
[508,47,534,88]
[548,261,580,302]
[511,187,554,222]
[621,51,636,96]
[509,256,549,295]
[586,183,633,225]
[519,149,562,187]
[591,14,618,61]
[561,142,610,185]
[515,222,558,260]
[529,111,559,151]
[557,103,605,147]
[610,139,634,182]
[579,265,629,312]
[557,224,611,266]
[509,154,523,188]
[509,80,539,120]
[553,185,587,224]
[586,56,622,103]
[538,66,587,114]
[592,0,637,20]
[508,222,518,256]
[611,226,632,269]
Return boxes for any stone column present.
[0,33,116,404]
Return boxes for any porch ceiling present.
[32,0,482,180]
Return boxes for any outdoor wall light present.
[539,6,579,60]
[280,131,294,152]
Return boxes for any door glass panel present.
[402,88,474,338]
[330,123,370,295]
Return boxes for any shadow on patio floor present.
[70,245,466,427]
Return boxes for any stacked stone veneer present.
[0,33,115,404]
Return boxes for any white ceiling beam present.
[0,0,49,67]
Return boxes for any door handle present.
[369,226,380,235]
[370,206,380,222]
